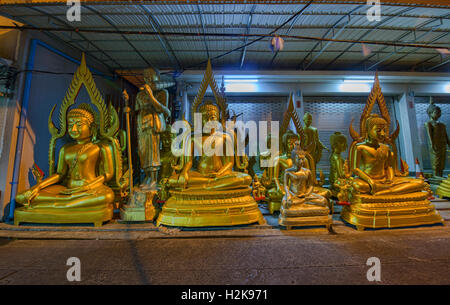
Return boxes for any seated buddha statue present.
[267,130,331,214]
[157,100,264,227]
[279,145,332,230]
[352,114,426,196]
[329,132,352,199]
[14,105,116,226]
[168,102,252,191]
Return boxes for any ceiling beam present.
[239,4,256,69]
[28,6,123,70]
[1,1,449,8]
[270,1,313,66]
[322,6,415,69]
[139,4,182,71]
[366,12,450,70]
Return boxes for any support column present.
[395,92,422,174]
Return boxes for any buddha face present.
[68,116,92,141]
[335,140,347,154]
[368,123,387,143]
[201,105,219,125]
[294,151,306,168]
[303,113,312,127]
[285,137,297,154]
[161,133,173,150]
[143,68,159,89]
[430,108,441,121]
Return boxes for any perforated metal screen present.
[415,96,450,173]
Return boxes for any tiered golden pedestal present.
[436,177,450,198]
[341,192,443,230]
[279,204,332,231]
[14,205,114,227]
[156,187,266,227]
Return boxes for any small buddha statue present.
[279,145,332,230]
[352,114,426,195]
[283,146,328,209]
[15,105,115,212]
[302,112,328,165]
[168,102,251,191]
[159,128,176,185]
[329,132,349,196]
[267,130,298,204]
[425,101,449,180]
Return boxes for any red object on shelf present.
[255,196,266,201]
[337,201,351,206]
[415,158,424,179]
[156,200,166,204]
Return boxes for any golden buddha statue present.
[159,128,176,184]
[340,74,443,230]
[167,102,252,191]
[329,132,349,197]
[425,100,449,183]
[14,55,125,226]
[329,132,352,201]
[263,95,331,214]
[279,145,332,231]
[302,112,328,165]
[156,60,265,227]
[136,67,171,189]
[267,130,298,212]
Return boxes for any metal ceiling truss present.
[84,5,154,68]
[359,12,450,70]
[298,5,364,70]
[270,1,313,66]
[239,4,256,69]
[196,3,210,59]
[322,6,416,69]
[139,4,182,71]
[28,6,123,70]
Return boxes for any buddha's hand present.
[22,186,40,203]
[177,172,188,189]
[368,179,377,195]
[144,84,155,98]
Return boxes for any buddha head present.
[161,128,174,150]
[199,101,220,125]
[282,130,299,155]
[427,102,441,121]
[291,144,307,168]
[330,132,348,154]
[303,112,313,128]
[143,67,160,89]
[67,105,96,141]
[365,114,388,143]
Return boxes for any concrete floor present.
[0,200,449,285]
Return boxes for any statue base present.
[156,187,266,227]
[120,189,157,222]
[278,204,332,231]
[268,186,332,215]
[436,178,450,198]
[341,191,443,230]
[14,205,113,227]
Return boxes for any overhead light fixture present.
[224,79,259,83]
[444,83,450,93]
[225,83,258,93]
[339,83,371,93]
[343,79,374,83]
